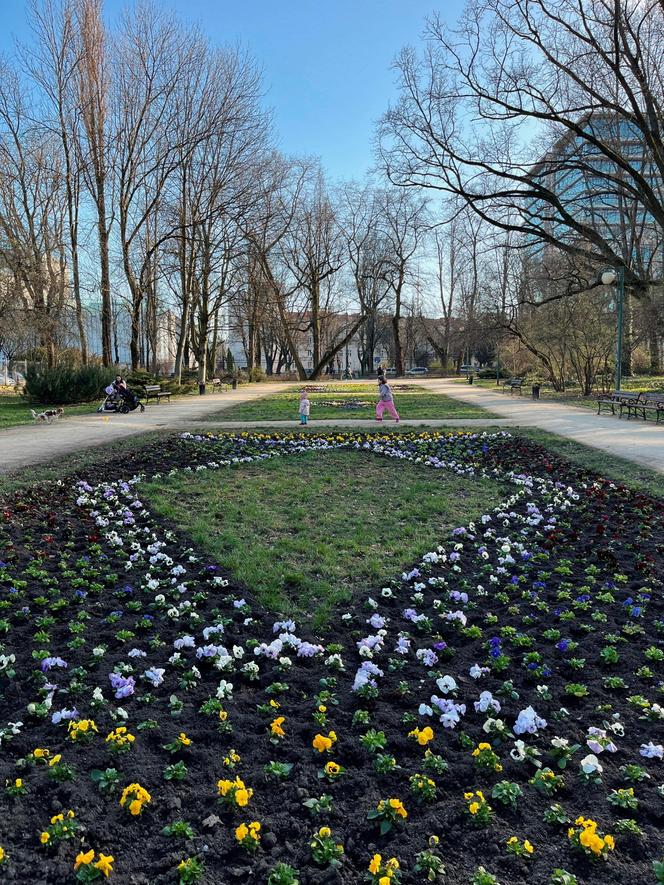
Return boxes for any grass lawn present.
[142,449,507,628]
[206,390,496,421]
[0,394,97,429]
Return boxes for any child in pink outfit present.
[375,376,400,422]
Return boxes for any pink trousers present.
[376,400,400,421]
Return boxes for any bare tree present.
[279,168,347,370]
[25,0,89,363]
[378,0,664,368]
[114,4,199,371]
[381,188,429,376]
[240,153,311,379]
[504,259,616,394]
[0,62,68,366]
[339,181,392,374]
[157,35,267,385]
[75,0,113,365]
[427,221,459,369]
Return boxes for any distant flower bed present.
[300,384,419,393]
[0,429,662,883]
[316,399,374,409]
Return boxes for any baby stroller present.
[98,383,145,414]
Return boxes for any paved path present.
[1,377,662,474]
[0,383,295,474]
[423,379,664,473]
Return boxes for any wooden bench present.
[143,384,171,404]
[501,377,524,395]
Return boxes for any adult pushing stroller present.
[98,377,145,414]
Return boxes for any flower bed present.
[0,431,662,884]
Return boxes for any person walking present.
[298,390,311,425]
[375,375,400,423]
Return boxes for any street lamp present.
[600,267,625,392]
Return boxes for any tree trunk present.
[255,331,262,372]
[209,310,219,375]
[121,220,143,372]
[197,309,208,391]
[392,311,403,376]
[311,284,321,367]
[62,155,88,364]
[173,209,192,384]
[97,194,113,366]
[392,270,404,375]
[174,297,189,384]
[643,291,662,374]
[113,307,120,365]
[246,320,256,370]
[149,286,158,374]
[648,326,661,374]
[621,290,633,377]
[130,300,141,371]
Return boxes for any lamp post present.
[601,267,625,392]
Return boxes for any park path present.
[422,379,664,473]
[1,377,662,474]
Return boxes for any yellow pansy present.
[270,717,286,737]
[74,849,95,870]
[94,853,114,877]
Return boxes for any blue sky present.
[0,0,464,181]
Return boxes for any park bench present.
[209,377,235,391]
[596,390,664,422]
[624,391,664,423]
[597,390,641,418]
[639,392,664,423]
[143,384,171,404]
[500,377,524,395]
[597,390,626,416]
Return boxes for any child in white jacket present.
[299,391,311,425]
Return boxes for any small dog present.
[30,407,64,425]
